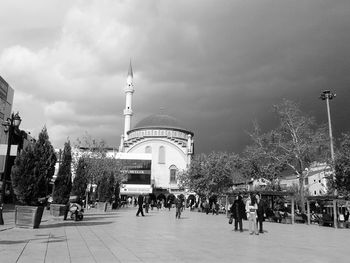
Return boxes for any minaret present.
[123,61,134,140]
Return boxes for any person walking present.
[175,196,183,219]
[204,199,210,214]
[212,202,219,215]
[255,194,266,234]
[230,195,246,232]
[144,197,150,213]
[136,194,145,217]
[246,195,258,235]
[168,198,172,211]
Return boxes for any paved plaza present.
[0,206,348,263]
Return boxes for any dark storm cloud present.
[0,0,349,153]
[132,0,350,153]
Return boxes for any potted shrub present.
[51,141,72,217]
[11,127,57,228]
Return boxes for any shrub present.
[71,158,88,199]
[11,127,56,206]
[97,172,115,203]
[53,141,72,204]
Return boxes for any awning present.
[120,184,152,195]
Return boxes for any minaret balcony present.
[123,109,133,115]
[124,85,134,93]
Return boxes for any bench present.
[295,213,307,224]
[319,214,334,227]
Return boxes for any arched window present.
[145,146,152,153]
[169,165,177,184]
[158,146,165,164]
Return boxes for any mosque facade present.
[118,63,194,196]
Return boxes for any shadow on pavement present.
[0,240,28,245]
[41,239,66,244]
[83,214,120,221]
[0,235,67,245]
[40,221,114,229]
[82,215,120,221]
[84,213,118,217]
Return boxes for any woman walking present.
[245,195,258,235]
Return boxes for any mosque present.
[118,62,194,197]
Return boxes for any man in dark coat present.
[136,194,145,216]
[175,196,183,219]
[230,195,246,232]
[255,194,266,233]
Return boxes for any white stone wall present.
[307,164,329,196]
[279,163,330,196]
[126,138,188,189]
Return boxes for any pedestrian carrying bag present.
[228,215,233,224]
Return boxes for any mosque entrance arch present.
[157,193,166,202]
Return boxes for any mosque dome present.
[133,114,185,130]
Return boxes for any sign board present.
[0,144,18,156]
[0,145,18,173]
[121,184,152,195]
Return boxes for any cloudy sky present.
[0,0,349,154]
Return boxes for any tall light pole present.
[0,112,22,225]
[320,90,336,162]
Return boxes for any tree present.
[72,133,126,204]
[72,133,108,187]
[53,141,72,204]
[103,158,125,185]
[178,152,244,197]
[97,172,115,203]
[332,133,350,197]
[246,100,328,212]
[33,126,57,198]
[178,153,207,197]
[71,158,88,199]
[11,127,57,205]
[11,145,42,205]
[243,122,286,182]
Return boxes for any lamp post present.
[320,90,336,162]
[0,112,22,225]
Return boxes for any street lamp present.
[320,90,336,162]
[0,112,22,225]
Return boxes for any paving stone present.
[0,207,349,263]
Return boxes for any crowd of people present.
[134,194,185,219]
[95,190,350,236]
[229,194,266,235]
[131,192,268,235]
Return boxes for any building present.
[0,76,14,203]
[279,162,330,196]
[0,76,14,174]
[118,63,194,197]
[111,152,152,196]
[232,163,330,197]
[232,178,271,191]
[0,76,36,203]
